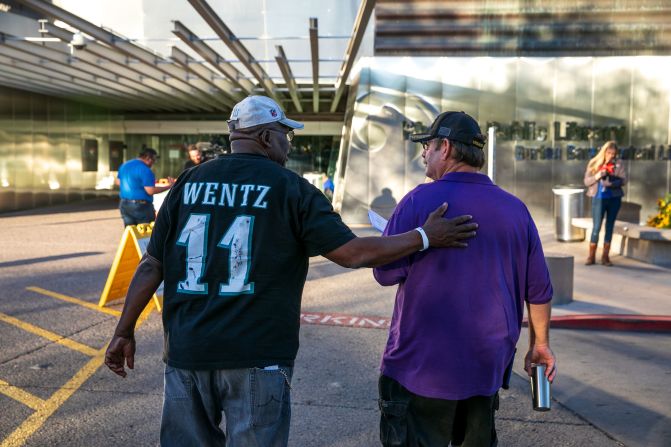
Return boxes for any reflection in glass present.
[338,57,671,223]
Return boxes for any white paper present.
[153,189,169,213]
[368,209,389,233]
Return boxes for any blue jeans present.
[160,365,293,447]
[590,197,622,243]
[119,199,155,226]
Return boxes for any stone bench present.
[572,217,671,268]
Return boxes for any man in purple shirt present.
[373,111,557,446]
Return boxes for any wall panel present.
[338,57,671,224]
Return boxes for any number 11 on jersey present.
[176,213,255,295]
[218,215,255,295]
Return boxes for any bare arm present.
[324,203,477,269]
[104,253,162,377]
[144,185,171,195]
[144,183,171,196]
[143,177,176,196]
[524,301,557,382]
[324,231,423,269]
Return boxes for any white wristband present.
[415,227,429,251]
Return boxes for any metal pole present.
[487,126,496,183]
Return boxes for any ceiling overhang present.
[1,0,379,118]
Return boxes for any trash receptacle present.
[552,185,585,242]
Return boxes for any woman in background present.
[584,141,627,266]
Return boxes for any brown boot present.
[601,242,613,266]
[585,243,597,265]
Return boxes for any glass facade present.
[0,86,126,213]
[337,57,671,223]
[0,88,343,215]
[123,133,230,178]
[121,134,340,181]
[5,54,671,220]
[286,135,341,177]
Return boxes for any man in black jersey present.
[105,96,478,447]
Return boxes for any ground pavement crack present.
[496,416,589,427]
[292,400,377,412]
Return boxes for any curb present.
[523,314,671,332]
[301,311,671,333]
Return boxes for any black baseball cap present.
[410,111,486,149]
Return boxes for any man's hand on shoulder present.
[104,334,136,378]
[422,202,478,248]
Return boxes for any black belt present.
[122,199,149,204]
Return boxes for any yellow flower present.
[648,193,671,228]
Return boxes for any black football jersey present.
[147,153,355,369]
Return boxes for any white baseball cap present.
[228,96,304,131]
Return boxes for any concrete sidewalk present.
[0,199,668,446]
[537,226,670,318]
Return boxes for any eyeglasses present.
[421,138,443,151]
[270,128,294,143]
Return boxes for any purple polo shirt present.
[374,172,552,400]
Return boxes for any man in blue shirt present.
[322,174,334,200]
[116,147,174,226]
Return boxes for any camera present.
[196,141,229,162]
[71,32,87,50]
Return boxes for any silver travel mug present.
[530,364,551,411]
